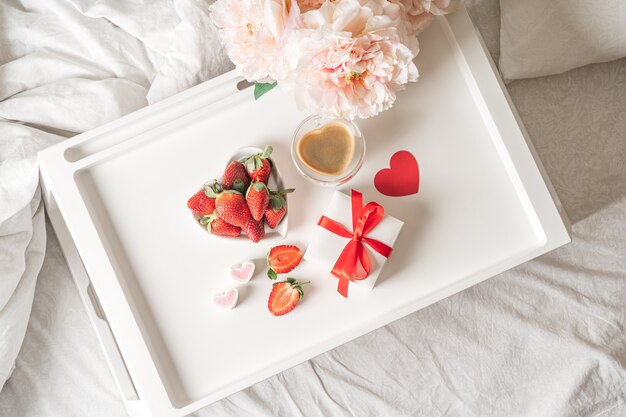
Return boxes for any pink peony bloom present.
[296,0,325,13]
[397,0,461,34]
[285,0,419,119]
[209,0,300,82]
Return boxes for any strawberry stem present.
[285,278,310,286]
[267,269,278,280]
[204,180,221,197]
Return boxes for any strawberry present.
[187,181,220,215]
[187,190,215,215]
[267,245,303,280]
[222,161,250,192]
[206,188,251,228]
[246,181,270,221]
[242,218,265,243]
[200,213,241,237]
[264,188,294,228]
[243,146,273,184]
[268,278,310,316]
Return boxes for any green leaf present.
[252,182,267,192]
[269,195,283,211]
[254,82,277,100]
[233,178,245,194]
[267,269,278,280]
[204,182,219,197]
[246,158,256,173]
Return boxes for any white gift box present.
[304,190,404,294]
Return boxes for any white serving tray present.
[39,7,570,417]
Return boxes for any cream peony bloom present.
[209,0,300,82]
[296,0,325,13]
[285,0,419,119]
[398,0,461,34]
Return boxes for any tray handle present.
[41,181,140,403]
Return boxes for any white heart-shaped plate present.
[191,146,289,242]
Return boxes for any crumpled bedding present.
[0,0,625,416]
[0,0,231,393]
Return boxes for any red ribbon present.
[317,190,392,298]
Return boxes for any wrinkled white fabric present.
[145,0,233,103]
[0,0,230,392]
[499,0,626,81]
[1,0,625,416]
[0,188,45,387]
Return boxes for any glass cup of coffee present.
[291,115,366,186]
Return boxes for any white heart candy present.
[230,261,255,283]
[213,288,238,310]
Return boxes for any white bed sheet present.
[1,1,625,416]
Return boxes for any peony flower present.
[296,0,325,13]
[425,0,461,15]
[284,0,419,119]
[397,0,461,34]
[209,0,300,82]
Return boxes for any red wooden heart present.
[374,151,419,197]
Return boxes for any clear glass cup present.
[291,115,366,186]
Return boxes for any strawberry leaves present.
[275,277,309,299]
[233,178,246,194]
[268,188,294,211]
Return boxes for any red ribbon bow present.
[317,190,392,298]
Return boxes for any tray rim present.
[38,6,571,417]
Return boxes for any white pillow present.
[499,0,626,80]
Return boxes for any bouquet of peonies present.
[210,0,460,119]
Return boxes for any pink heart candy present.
[230,261,255,283]
[213,288,238,310]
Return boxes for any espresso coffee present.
[296,122,355,176]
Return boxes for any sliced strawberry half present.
[268,278,310,316]
[267,245,303,279]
